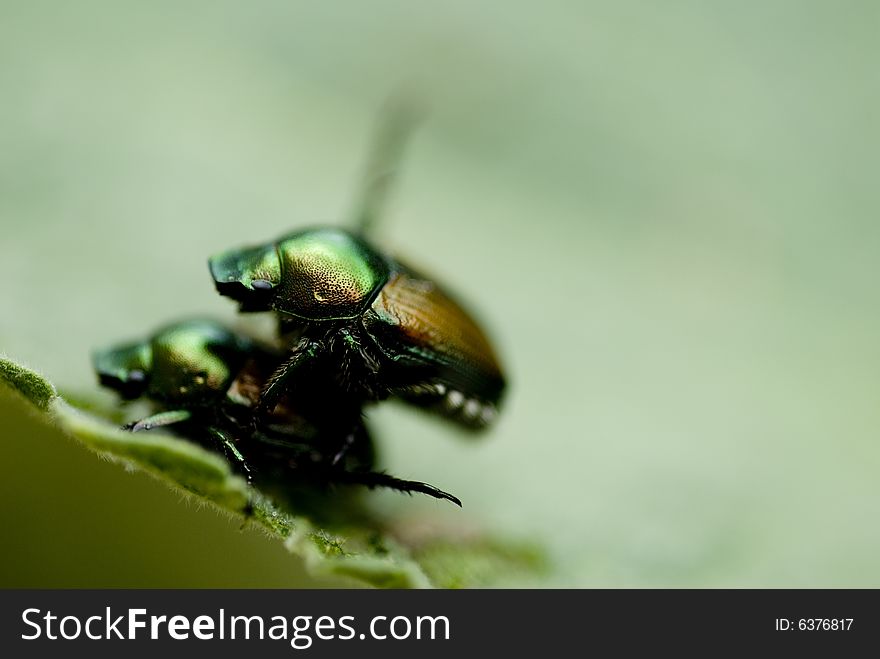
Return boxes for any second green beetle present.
[94,318,462,504]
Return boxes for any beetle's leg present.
[349,423,378,471]
[331,469,461,507]
[256,338,322,420]
[124,409,192,433]
[327,401,361,466]
[250,430,314,454]
[350,93,422,238]
[207,427,254,485]
[331,430,357,466]
[329,416,375,469]
[208,428,256,519]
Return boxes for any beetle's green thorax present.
[148,320,243,404]
[275,228,389,320]
[209,228,390,321]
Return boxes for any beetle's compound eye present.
[126,369,146,383]
[208,243,281,311]
[251,279,275,290]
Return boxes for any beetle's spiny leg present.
[124,409,192,433]
[207,427,254,485]
[256,338,321,421]
[351,93,423,238]
[332,469,462,507]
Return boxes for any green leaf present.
[0,354,543,588]
[415,540,549,589]
[50,399,251,511]
[0,356,57,411]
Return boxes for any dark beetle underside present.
[93,319,463,506]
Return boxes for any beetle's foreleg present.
[256,338,322,420]
[124,409,192,433]
[207,427,254,485]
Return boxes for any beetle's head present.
[92,341,151,400]
[207,242,281,312]
[209,228,390,322]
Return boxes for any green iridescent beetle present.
[93,318,461,504]
[210,228,505,427]
[208,103,506,434]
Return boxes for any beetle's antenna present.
[350,93,424,238]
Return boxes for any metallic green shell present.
[147,320,245,404]
[209,228,389,321]
[93,319,250,405]
[274,228,389,320]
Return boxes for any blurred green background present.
[1,0,878,587]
